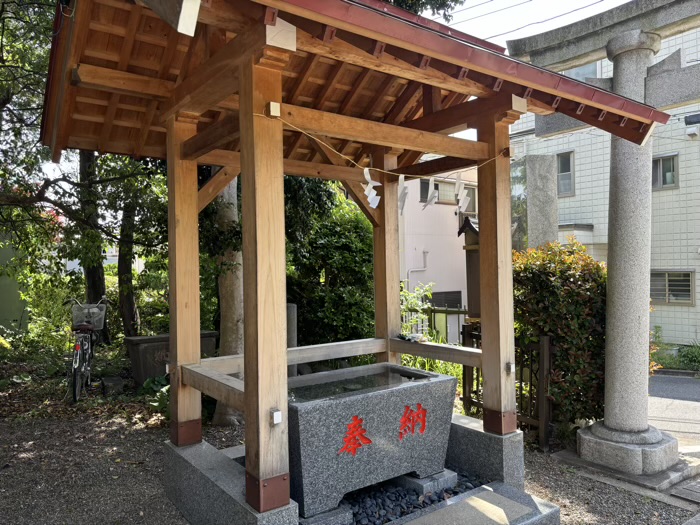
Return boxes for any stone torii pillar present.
[577,30,678,476]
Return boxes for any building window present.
[652,155,678,190]
[420,179,477,210]
[430,291,462,309]
[557,152,574,197]
[562,62,599,82]
[651,271,694,305]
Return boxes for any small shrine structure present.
[41,0,669,521]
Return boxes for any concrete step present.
[391,482,559,525]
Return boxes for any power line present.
[448,0,533,26]
[428,0,495,21]
[486,0,606,39]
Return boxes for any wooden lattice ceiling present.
[42,0,670,171]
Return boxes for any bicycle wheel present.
[72,362,82,402]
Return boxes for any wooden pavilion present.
[41,0,669,515]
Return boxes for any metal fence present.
[402,307,470,345]
[461,331,553,450]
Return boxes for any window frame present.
[650,269,695,306]
[419,179,478,212]
[556,151,575,198]
[652,153,679,191]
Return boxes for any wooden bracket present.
[373,41,386,58]
[263,7,278,25]
[322,25,337,43]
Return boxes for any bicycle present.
[64,296,107,402]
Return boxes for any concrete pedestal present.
[578,424,679,475]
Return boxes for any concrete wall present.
[0,244,26,330]
[510,26,700,344]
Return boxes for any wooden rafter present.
[99,5,142,151]
[137,0,201,36]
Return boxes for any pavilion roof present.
[41,0,669,167]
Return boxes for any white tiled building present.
[510,28,700,344]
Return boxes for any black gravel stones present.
[339,472,484,525]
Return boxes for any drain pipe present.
[405,250,429,291]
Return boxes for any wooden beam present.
[72,63,174,100]
[182,113,240,160]
[279,103,489,160]
[404,94,528,135]
[239,58,289,512]
[199,338,387,375]
[160,24,271,120]
[474,109,522,436]
[167,115,202,447]
[390,156,476,177]
[181,364,245,412]
[389,338,482,368]
[50,0,94,162]
[138,0,201,36]
[199,167,238,212]
[197,149,365,183]
[373,150,401,365]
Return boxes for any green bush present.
[513,241,607,424]
[679,343,700,371]
[287,196,375,345]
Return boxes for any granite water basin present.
[287,363,457,518]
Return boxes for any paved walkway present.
[649,376,700,451]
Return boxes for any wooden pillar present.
[373,150,401,364]
[475,112,519,436]
[167,114,202,446]
[239,56,290,512]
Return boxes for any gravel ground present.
[524,449,695,525]
[1,413,695,525]
[0,415,243,525]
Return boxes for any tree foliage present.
[287,193,375,346]
[387,0,466,21]
[512,241,607,424]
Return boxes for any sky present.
[421,0,631,49]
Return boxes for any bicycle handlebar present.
[63,295,109,308]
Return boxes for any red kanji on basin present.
[338,415,372,456]
[399,403,427,441]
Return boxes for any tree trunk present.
[212,176,244,426]
[79,150,110,344]
[118,198,139,337]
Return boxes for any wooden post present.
[239,56,290,512]
[167,114,202,446]
[538,336,551,450]
[475,111,520,436]
[372,150,401,364]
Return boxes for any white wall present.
[399,170,478,343]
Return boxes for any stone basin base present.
[288,363,457,518]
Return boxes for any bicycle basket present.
[71,304,107,330]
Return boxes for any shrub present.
[679,343,700,371]
[513,241,606,424]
